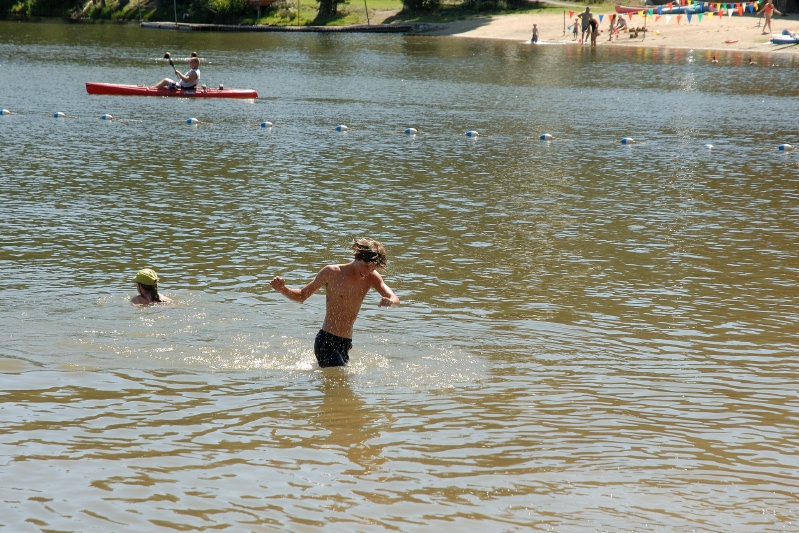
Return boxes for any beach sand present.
[411,6,799,56]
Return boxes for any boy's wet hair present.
[351,238,388,269]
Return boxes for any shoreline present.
[418,9,799,56]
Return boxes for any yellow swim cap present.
[134,268,159,286]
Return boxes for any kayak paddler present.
[153,55,200,90]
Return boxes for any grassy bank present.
[1,0,607,26]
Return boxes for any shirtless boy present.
[270,239,400,367]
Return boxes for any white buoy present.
[466,130,480,137]
[186,117,199,125]
[100,114,113,120]
[335,124,349,131]
[0,109,10,115]
[405,128,418,135]
[540,133,553,141]
[704,144,713,149]
[260,121,273,128]
[54,112,66,118]
[621,137,635,144]
[778,144,794,151]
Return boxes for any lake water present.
[1,20,798,531]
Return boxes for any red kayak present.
[86,82,258,99]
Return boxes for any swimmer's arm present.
[271,267,330,303]
[372,273,400,307]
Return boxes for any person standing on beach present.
[608,14,616,41]
[589,16,599,47]
[758,0,781,35]
[579,7,592,43]
[531,23,539,43]
[270,238,400,368]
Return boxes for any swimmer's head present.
[134,268,159,287]
[351,238,388,269]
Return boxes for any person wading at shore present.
[589,16,599,47]
[270,239,400,367]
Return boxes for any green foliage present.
[401,0,439,12]
[188,0,250,23]
[460,0,505,12]
[17,0,74,16]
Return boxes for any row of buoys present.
[3,110,796,150]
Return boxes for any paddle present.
[163,52,177,73]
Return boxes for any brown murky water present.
[1,21,798,531]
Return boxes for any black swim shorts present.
[314,329,353,367]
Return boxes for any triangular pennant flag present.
[628,12,634,20]
[677,14,683,23]
[707,10,714,18]
[727,8,733,15]
[658,6,663,14]
[687,13,693,22]
[747,3,754,13]
[655,14,662,22]
[599,14,604,22]
[665,14,672,23]
[569,10,574,18]
[737,4,743,15]
[698,12,703,21]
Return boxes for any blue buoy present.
[335,124,349,131]
[54,112,66,118]
[100,114,113,120]
[621,137,635,144]
[260,121,273,128]
[540,133,553,141]
[466,130,479,137]
[778,144,793,151]
[186,117,199,125]
[405,128,418,135]
[0,109,10,115]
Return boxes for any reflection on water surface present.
[1,21,798,531]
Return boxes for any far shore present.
[412,8,799,56]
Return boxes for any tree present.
[317,0,338,18]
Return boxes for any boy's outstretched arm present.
[271,267,330,303]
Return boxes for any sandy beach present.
[415,4,799,56]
